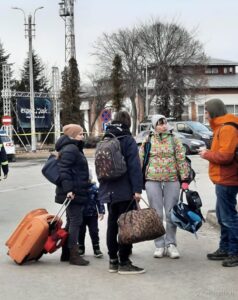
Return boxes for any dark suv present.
[169,121,213,148]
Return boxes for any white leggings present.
[145,181,180,248]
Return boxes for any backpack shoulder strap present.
[217,122,238,139]
[223,122,238,130]
[142,131,153,169]
[103,133,127,140]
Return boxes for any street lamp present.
[145,61,149,118]
[12,6,44,152]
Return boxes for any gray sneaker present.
[118,261,145,275]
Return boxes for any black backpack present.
[95,133,127,181]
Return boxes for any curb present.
[15,148,96,160]
[206,210,219,228]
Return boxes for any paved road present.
[0,156,237,300]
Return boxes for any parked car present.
[169,121,213,148]
[173,132,206,155]
[134,130,206,154]
[0,132,16,161]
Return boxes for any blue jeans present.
[216,184,238,255]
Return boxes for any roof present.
[206,74,238,88]
[207,58,238,66]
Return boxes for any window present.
[198,105,205,123]
[226,105,235,114]
[198,105,204,115]
[235,105,238,116]
[177,123,193,134]
[211,67,219,74]
[205,67,219,74]
[182,105,189,120]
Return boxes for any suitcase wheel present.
[35,251,44,261]
[14,253,30,265]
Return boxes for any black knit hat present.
[205,98,227,119]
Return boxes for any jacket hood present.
[55,135,84,151]
[151,114,173,132]
[105,123,131,137]
[210,114,238,130]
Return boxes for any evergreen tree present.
[0,42,10,116]
[14,51,49,92]
[60,57,83,126]
[111,54,124,112]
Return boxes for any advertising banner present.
[17,97,52,129]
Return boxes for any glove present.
[181,182,189,190]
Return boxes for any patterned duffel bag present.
[118,199,165,244]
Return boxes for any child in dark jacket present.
[78,181,105,258]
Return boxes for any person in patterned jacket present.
[0,136,9,180]
[139,114,189,259]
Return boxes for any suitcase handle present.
[50,197,71,225]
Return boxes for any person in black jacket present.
[98,111,145,275]
[78,177,105,258]
[55,124,90,266]
[0,137,9,180]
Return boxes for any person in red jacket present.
[199,98,238,267]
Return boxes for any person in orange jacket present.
[199,98,238,267]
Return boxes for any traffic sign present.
[101,109,111,123]
[2,115,12,126]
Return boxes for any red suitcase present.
[6,199,70,265]
[44,201,70,253]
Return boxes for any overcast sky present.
[1,0,238,82]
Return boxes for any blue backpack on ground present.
[41,153,61,185]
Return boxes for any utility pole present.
[12,6,43,152]
[51,67,61,143]
[1,64,12,137]
[145,61,149,118]
[59,0,76,63]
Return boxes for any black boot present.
[60,244,70,262]
[69,245,89,266]
[93,244,103,258]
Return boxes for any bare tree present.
[93,28,144,134]
[139,19,207,118]
[92,18,207,131]
[86,72,113,134]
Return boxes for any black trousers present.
[66,203,84,248]
[107,201,134,263]
[78,215,99,247]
